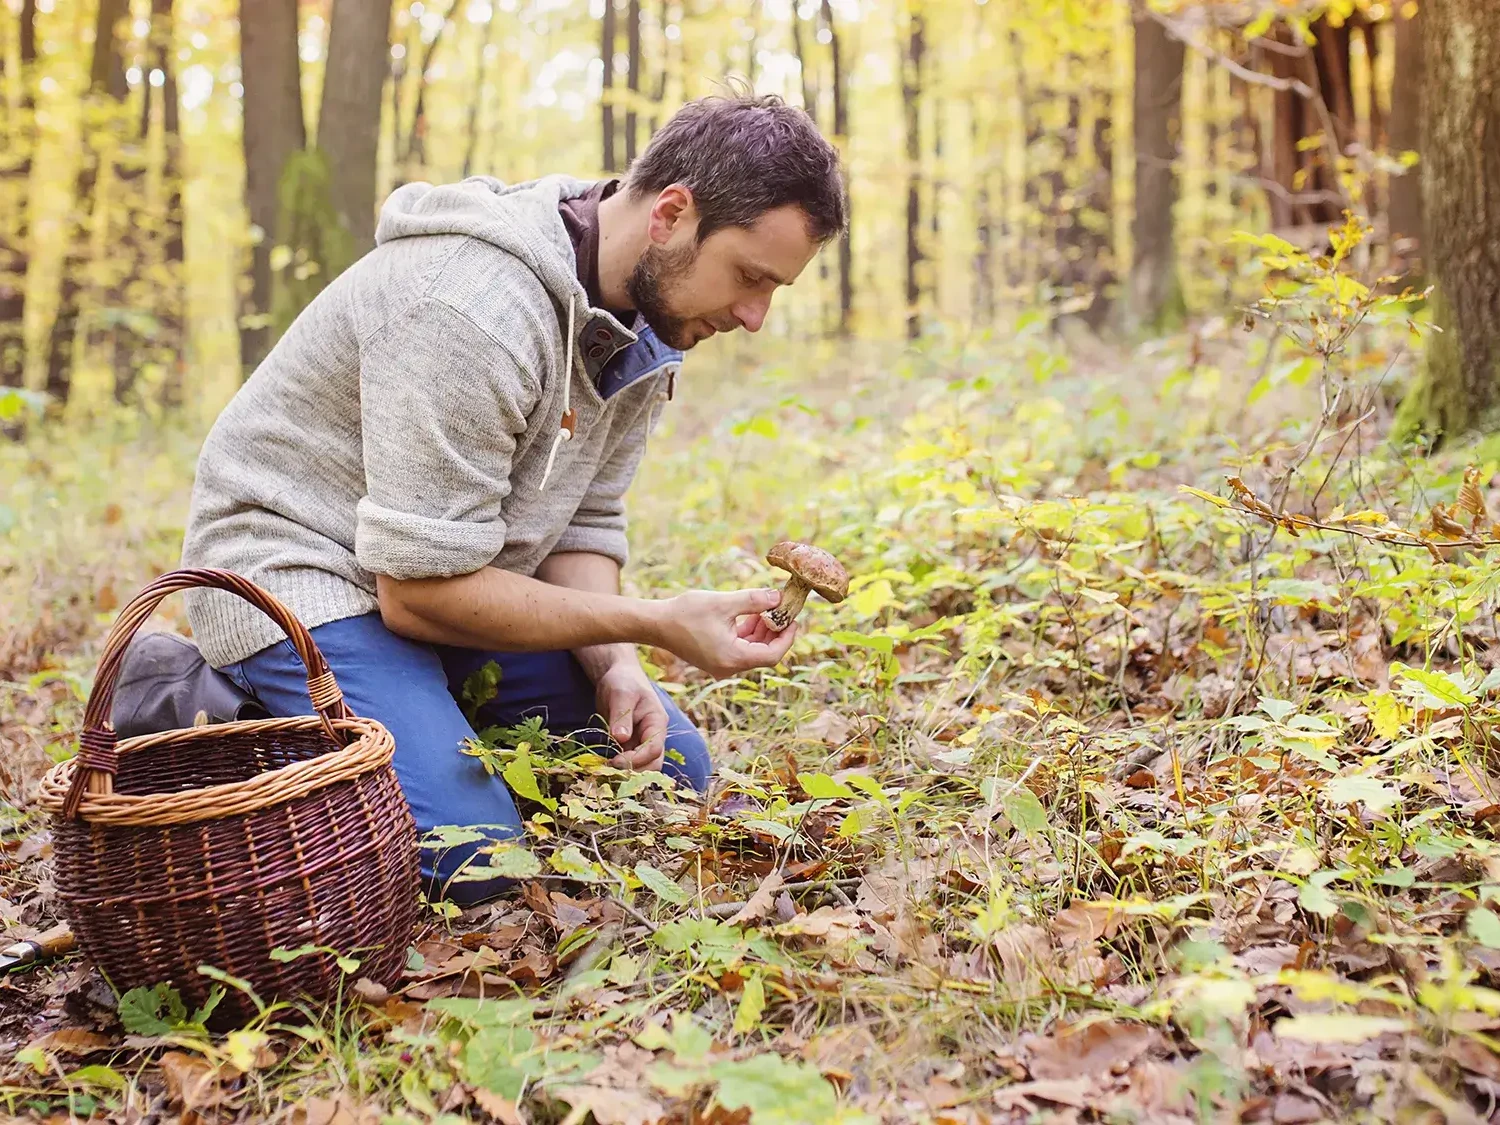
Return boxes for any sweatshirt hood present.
[374,173,599,324]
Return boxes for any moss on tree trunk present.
[1398,0,1500,446]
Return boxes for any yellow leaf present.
[1179,486,1231,509]
[1273,1014,1406,1043]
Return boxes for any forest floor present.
[4,295,1500,1124]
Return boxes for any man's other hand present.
[594,659,668,773]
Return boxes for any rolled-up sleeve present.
[354,296,539,580]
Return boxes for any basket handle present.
[63,568,355,819]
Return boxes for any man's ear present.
[647,183,697,245]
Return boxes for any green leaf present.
[830,631,895,655]
[1322,775,1401,815]
[1390,662,1478,708]
[733,972,766,1034]
[842,773,889,806]
[465,1023,538,1100]
[64,1068,126,1092]
[635,861,689,906]
[460,660,502,726]
[1002,788,1048,835]
[550,844,603,880]
[1469,908,1500,949]
[709,1053,840,1123]
[503,744,557,811]
[797,772,856,800]
[1257,697,1298,724]
[1299,876,1339,918]
[269,943,321,963]
[1273,1014,1406,1043]
[117,983,177,1036]
[742,818,795,841]
[480,844,542,880]
[428,997,537,1028]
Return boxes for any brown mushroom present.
[760,541,849,631]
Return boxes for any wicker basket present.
[36,569,419,1026]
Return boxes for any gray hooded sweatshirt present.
[179,174,682,669]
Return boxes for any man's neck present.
[596,187,647,312]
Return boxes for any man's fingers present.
[635,696,668,756]
[608,701,634,744]
[727,587,782,617]
[729,620,798,671]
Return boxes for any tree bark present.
[46,0,130,408]
[1399,0,1500,444]
[1388,4,1423,272]
[402,0,460,179]
[648,0,668,137]
[625,0,641,165]
[239,0,306,376]
[792,9,816,122]
[902,5,924,341]
[602,0,617,172]
[0,0,38,399]
[318,0,394,256]
[821,0,850,335]
[151,0,186,408]
[1128,5,1186,334]
[463,6,500,178]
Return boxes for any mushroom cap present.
[765,541,849,602]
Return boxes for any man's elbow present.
[375,573,429,640]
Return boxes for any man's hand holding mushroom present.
[655,588,801,679]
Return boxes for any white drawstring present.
[538,296,576,491]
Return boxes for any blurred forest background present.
[0,0,1468,432]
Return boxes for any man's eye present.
[740,271,759,286]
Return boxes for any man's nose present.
[733,295,771,333]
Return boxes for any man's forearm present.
[534,551,640,679]
[376,563,665,654]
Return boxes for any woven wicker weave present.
[36,569,419,1025]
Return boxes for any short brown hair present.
[623,92,847,245]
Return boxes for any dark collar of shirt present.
[558,178,638,330]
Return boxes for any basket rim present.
[35,714,397,826]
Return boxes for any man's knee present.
[657,687,712,794]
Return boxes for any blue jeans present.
[221,612,710,907]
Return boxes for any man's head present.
[618,92,846,350]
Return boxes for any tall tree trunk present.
[0,0,38,403]
[821,0,850,336]
[45,0,130,409]
[1128,6,1186,334]
[239,0,306,376]
[151,0,186,408]
[625,0,640,165]
[792,9,816,122]
[463,6,500,178]
[901,5,924,341]
[402,0,459,178]
[602,0,617,172]
[648,0,668,137]
[1388,4,1423,275]
[319,0,394,256]
[1398,0,1500,444]
[973,111,993,329]
[386,17,409,192]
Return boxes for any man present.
[178,93,847,905]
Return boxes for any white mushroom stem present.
[761,576,811,631]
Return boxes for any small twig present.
[701,877,865,919]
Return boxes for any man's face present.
[626,198,821,350]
